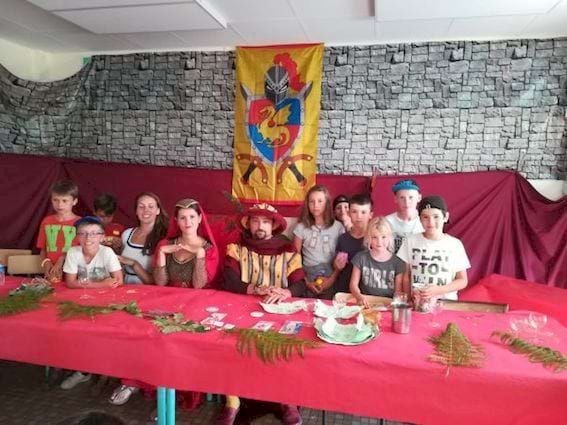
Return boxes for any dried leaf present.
[428,322,484,369]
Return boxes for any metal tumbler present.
[392,303,412,334]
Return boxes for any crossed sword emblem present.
[236,153,313,186]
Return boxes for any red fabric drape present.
[0,153,565,287]
[461,274,567,326]
[369,172,566,287]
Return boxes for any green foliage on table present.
[227,328,321,364]
[57,300,142,320]
[0,282,53,317]
[492,331,567,373]
[428,322,484,368]
[151,313,209,334]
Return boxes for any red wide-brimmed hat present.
[240,203,287,234]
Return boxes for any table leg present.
[157,387,167,425]
[322,410,326,425]
[166,388,176,425]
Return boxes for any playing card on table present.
[251,321,275,332]
[279,320,303,335]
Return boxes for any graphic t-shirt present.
[36,215,79,263]
[397,233,471,300]
[385,213,424,253]
[63,246,122,282]
[293,221,344,267]
[351,250,405,297]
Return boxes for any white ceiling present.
[0,0,565,54]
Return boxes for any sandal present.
[109,385,138,406]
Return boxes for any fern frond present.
[57,301,142,320]
[492,331,567,373]
[227,328,321,364]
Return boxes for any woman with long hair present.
[118,192,169,284]
[108,192,169,405]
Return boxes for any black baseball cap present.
[333,195,349,209]
[418,196,448,214]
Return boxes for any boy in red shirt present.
[93,193,125,253]
[37,180,81,282]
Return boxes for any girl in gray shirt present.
[350,217,405,307]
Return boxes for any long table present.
[1,277,566,425]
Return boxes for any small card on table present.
[251,321,275,332]
[279,320,303,335]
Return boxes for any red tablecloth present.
[461,274,567,327]
[1,277,566,425]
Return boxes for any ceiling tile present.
[523,1,567,37]
[0,18,72,52]
[174,27,245,47]
[375,19,451,43]
[448,15,537,40]
[207,0,295,21]
[376,0,559,21]
[48,32,140,52]
[116,32,190,50]
[3,0,83,33]
[231,19,308,45]
[290,0,373,19]
[28,0,191,11]
[302,17,375,44]
[54,3,223,34]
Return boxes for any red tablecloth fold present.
[1,278,566,425]
[461,274,567,326]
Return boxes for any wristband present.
[40,258,53,268]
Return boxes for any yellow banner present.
[232,44,324,205]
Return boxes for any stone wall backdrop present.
[0,39,566,179]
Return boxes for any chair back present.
[7,255,43,275]
[0,249,32,265]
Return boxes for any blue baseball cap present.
[392,179,420,194]
[74,216,103,228]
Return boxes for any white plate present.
[314,317,378,346]
[313,300,361,319]
[259,300,307,315]
[315,329,377,346]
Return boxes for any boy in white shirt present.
[385,179,424,253]
[64,216,123,289]
[60,216,123,391]
[397,196,470,306]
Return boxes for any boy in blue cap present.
[385,179,424,253]
[60,216,123,391]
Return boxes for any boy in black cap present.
[397,195,470,309]
[333,194,352,231]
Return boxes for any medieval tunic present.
[223,234,306,296]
